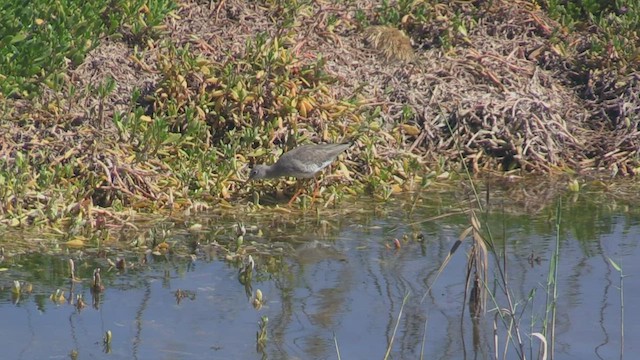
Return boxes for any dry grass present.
[1,0,639,230]
[364,26,415,62]
[6,0,638,175]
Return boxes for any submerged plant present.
[256,315,268,353]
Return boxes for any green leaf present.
[10,32,28,44]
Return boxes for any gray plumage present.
[249,142,352,180]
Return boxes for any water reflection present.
[1,190,639,359]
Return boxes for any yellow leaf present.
[399,124,421,136]
[273,207,293,214]
[568,179,580,192]
[196,106,206,120]
[64,239,85,248]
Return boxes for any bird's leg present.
[287,180,305,206]
[309,177,321,206]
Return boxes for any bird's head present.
[248,165,269,180]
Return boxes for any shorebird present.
[248,142,352,204]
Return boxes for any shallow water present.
[1,190,639,360]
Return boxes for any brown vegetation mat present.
[161,0,639,175]
[1,0,639,227]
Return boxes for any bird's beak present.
[242,164,253,185]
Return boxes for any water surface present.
[1,189,639,359]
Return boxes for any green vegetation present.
[543,0,640,72]
[0,0,174,97]
[368,0,476,50]
[1,0,639,234]
[1,3,636,357]
[370,0,640,72]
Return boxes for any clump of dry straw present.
[364,25,414,62]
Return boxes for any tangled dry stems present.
[1,0,639,228]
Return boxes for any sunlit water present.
[1,190,639,360]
